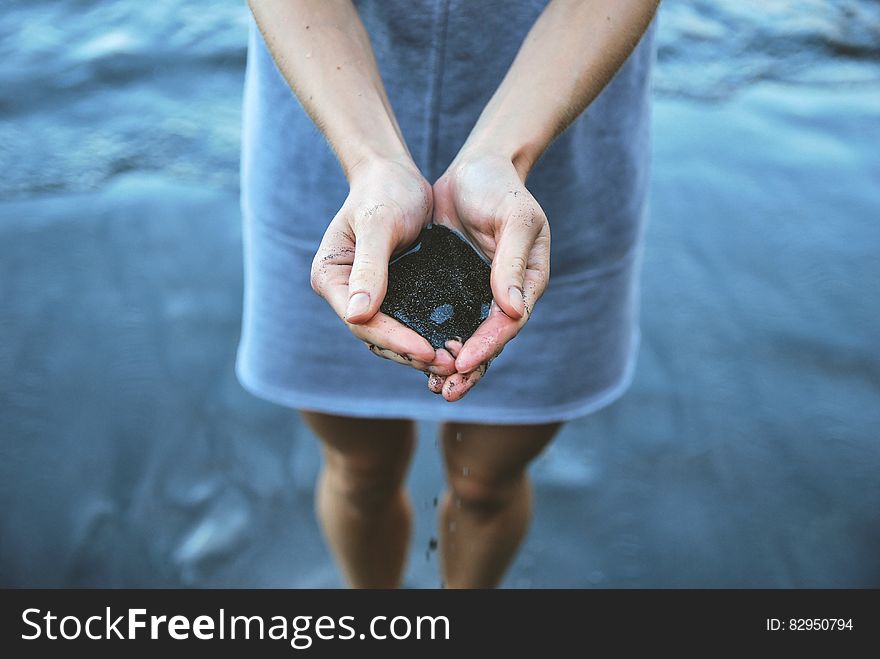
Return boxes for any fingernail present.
[345,292,370,319]
[508,286,524,314]
[428,373,444,393]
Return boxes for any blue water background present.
[0,0,878,586]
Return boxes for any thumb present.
[490,215,538,320]
[345,224,394,324]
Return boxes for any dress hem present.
[234,329,641,425]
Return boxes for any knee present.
[446,469,524,514]
[322,453,408,515]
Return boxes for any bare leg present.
[301,411,416,588]
[439,422,561,588]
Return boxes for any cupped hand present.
[429,154,551,401]
[310,158,456,377]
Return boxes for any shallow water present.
[1,1,878,586]
[2,0,878,198]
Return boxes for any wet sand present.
[1,79,878,586]
[382,224,492,350]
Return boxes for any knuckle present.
[508,253,528,275]
[508,199,543,229]
[352,253,379,272]
[354,202,386,225]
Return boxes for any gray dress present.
[236,0,657,423]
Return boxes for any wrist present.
[450,144,535,184]
[454,136,541,183]
[342,142,414,181]
[346,155,431,212]
[455,88,559,181]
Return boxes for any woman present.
[237,0,659,588]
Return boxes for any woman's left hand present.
[428,153,551,401]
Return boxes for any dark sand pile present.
[381,224,492,350]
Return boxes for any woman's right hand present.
[310,158,457,377]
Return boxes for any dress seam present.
[423,0,451,179]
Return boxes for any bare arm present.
[460,0,660,179]
[248,0,410,177]
[248,0,456,376]
[434,0,659,399]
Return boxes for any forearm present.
[460,0,659,179]
[248,0,411,179]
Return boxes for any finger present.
[364,342,434,369]
[442,362,488,402]
[444,339,463,358]
[427,342,462,399]
[424,348,456,393]
[352,314,436,364]
[432,347,456,375]
[454,302,519,374]
[317,266,435,363]
[456,248,548,373]
[490,205,543,320]
[311,219,443,370]
[520,260,549,320]
[345,211,395,324]
[350,310,437,363]
[427,373,445,394]
[310,227,356,300]
[397,346,455,377]
[365,340,456,377]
